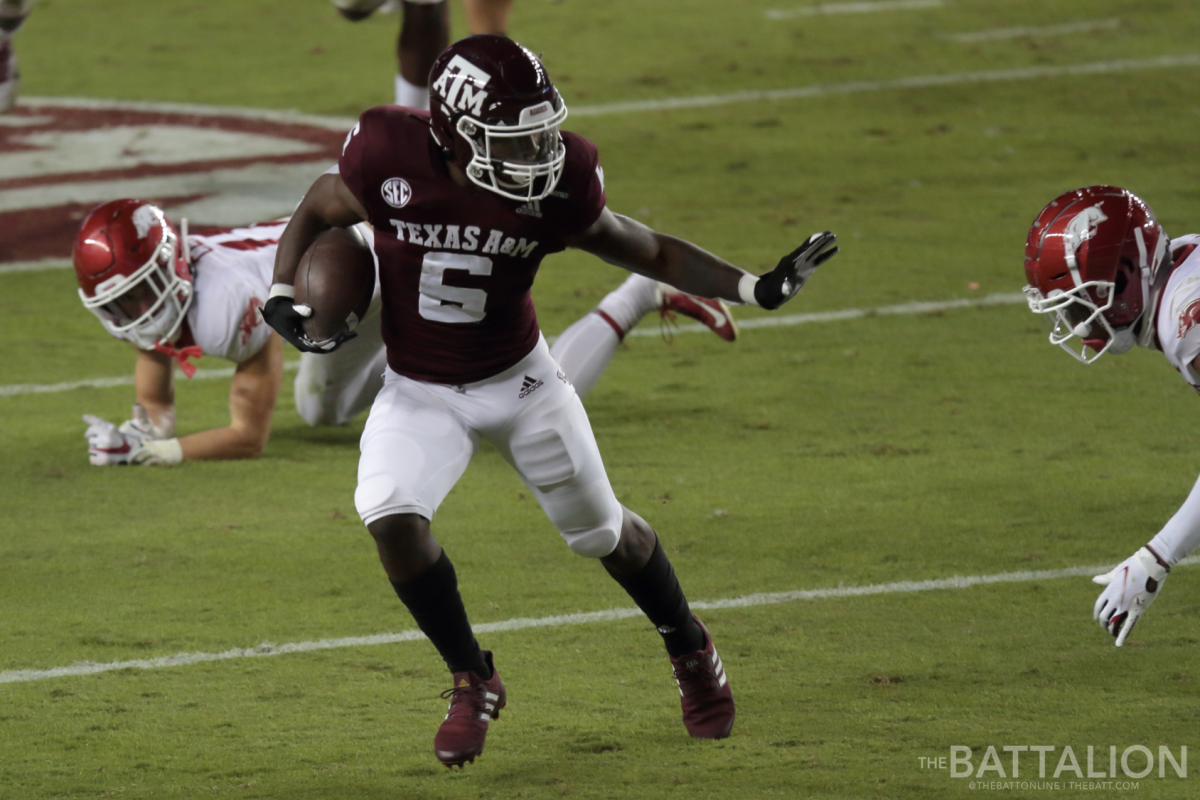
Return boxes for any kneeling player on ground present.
[262,35,837,766]
[72,201,731,466]
[1024,185,1200,646]
[73,201,389,465]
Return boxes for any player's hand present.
[300,326,358,354]
[260,287,324,354]
[754,231,839,310]
[1092,546,1171,646]
[118,403,168,440]
[83,414,150,466]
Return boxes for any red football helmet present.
[428,35,568,202]
[1024,185,1169,363]
[73,199,194,351]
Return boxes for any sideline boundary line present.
[0,293,1024,398]
[4,556,1194,685]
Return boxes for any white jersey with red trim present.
[184,222,287,363]
[1155,234,1200,390]
[99,221,378,365]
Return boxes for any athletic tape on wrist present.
[142,438,184,465]
[738,273,761,307]
[268,283,294,300]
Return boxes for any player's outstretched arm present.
[264,173,368,353]
[569,208,837,310]
[176,334,284,461]
[1092,468,1200,646]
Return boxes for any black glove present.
[259,291,353,354]
[754,231,839,310]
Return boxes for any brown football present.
[293,227,376,342]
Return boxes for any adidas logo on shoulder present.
[518,374,544,398]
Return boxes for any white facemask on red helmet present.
[428,35,568,202]
[1023,185,1169,364]
[73,199,193,351]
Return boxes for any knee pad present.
[566,524,621,559]
[355,474,431,525]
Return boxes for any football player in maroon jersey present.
[263,35,837,767]
[1024,185,1200,647]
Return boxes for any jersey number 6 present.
[418,252,492,323]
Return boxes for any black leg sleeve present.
[604,539,705,657]
[390,549,490,677]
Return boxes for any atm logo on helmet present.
[432,56,492,116]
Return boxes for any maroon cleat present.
[657,285,738,342]
[433,651,506,768]
[669,616,735,739]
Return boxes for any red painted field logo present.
[0,99,353,265]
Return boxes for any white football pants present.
[354,335,624,558]
[294,291,388,427]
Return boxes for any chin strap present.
[155,341,203,378]
[181,217,191,268]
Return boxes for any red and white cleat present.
[669,615,735,739]
[433,651,506,768]
[656,285,738,342]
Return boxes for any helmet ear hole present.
[1114,269,1129,294]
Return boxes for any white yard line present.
[766,0,942,20]
[18,53,1200,132]
[0,293,1024,398]
[18,96,357,131]
[3,555,1194,685]
[0,258,72,274]
[630,291,1024,338]
[0,362,301,398]
[569,54,1200,117]
[948,19,1121,44]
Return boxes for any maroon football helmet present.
[428,35,567,202]
[73,199,193,350]
[1024,185,1169,363]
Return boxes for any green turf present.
[4,0,1200,797]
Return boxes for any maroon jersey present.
[338,107,606,383]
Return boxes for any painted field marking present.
[948,19,1121,44]
[3,555,1194,685]
[0,258,71,274]
[0,293,1025,398]
[766,0,943,20]
[630,291,1024,338]
[569,54,1200,117]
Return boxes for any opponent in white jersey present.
[1024,185,1200,646]
[72,200,387,465]
[72,198,737,466]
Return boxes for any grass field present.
[4,0,1200,797]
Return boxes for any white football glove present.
[83,414,151,466]
[1092,546,1171,647]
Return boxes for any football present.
[293,227,376,343]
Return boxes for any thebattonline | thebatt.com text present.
[916,746,1187,779]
